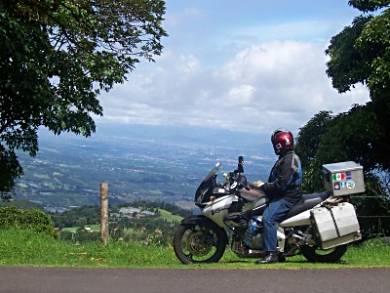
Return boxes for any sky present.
[98,0,370,135]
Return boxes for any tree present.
[349,0,390,12]
[295,111,334,192]
[296,106,390,238]
[296,0,390,237]
[0,0,167,195]
[319,104,381,189]
[295,111,333,168]
[296,105,381,193]
[326,0,390,170]
[315,105,379,170]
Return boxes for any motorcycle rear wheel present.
[301,244,347,263]
[173,222,227,264]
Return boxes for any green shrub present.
[59,228,100,243]
[59,230,75,241]
[74,227,100,242]
[0,207,55,237]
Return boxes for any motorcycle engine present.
[243,218,264,250]
[249,232,263,250]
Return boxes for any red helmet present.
[271,129,294,155]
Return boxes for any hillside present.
[10,124,274,210]
[48,200,190,245]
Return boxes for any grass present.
[60,208,180,234]
[157,209,183,223]
[0,229,389,269]
[0,229,173,268]
[123,227,144,239]
[61,227,78,233]
[62,225,100,233]
[85,224,100,232]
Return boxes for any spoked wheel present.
[301,244,347,263]
[173,221,227,264]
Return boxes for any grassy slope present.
[62,225,100,233]
[1,229,390,269]
[61,209,181,234]
[157,209,183,223]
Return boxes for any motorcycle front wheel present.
[173,221,227,264]
[301,244,347,263]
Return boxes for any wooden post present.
[100,182,109,246]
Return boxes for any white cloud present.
[227,85,256,106]
[98,41,370,134]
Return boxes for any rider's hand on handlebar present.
[250,180,265,188]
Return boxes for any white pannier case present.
[311,202,362,249]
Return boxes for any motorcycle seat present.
[285,191,331,219]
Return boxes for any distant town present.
[11,124,274,210]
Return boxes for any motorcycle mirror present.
[215,161,222,168]
[237,156,244,173]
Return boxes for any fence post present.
[100,182,109,246]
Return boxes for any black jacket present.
[261,151,302,203]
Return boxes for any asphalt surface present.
[0,267,389,293]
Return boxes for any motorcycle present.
[173,157,363,264]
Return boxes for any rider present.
[256,129,302,264]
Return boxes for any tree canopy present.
[0,0,167,194]
[295,2,390,235]
[297,0,390,195]
[296,105,390,235]
[349,0,390,12]
[326,0,390,170]
[296,105,381,193]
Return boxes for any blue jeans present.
[263,198,295,252]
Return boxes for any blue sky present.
[164,0,359,57]
[98,0,369,134]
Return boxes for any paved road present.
[0,267,389,293]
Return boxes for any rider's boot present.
[278,252,286,262]
[255,252,279,264]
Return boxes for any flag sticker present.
[333,172,349,182]
[332,171,356,192]
[346,180,356,190]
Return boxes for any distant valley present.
[12,124,275,210]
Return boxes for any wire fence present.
[350,195,390,238]
[357,216,390,237]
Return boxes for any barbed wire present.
[351,196,389,199]
[351,195,390,199]
[358,216,390,218]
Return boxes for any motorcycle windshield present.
[194,162,221,206]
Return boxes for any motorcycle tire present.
[301,244,347,263]
[173,222,227,264]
